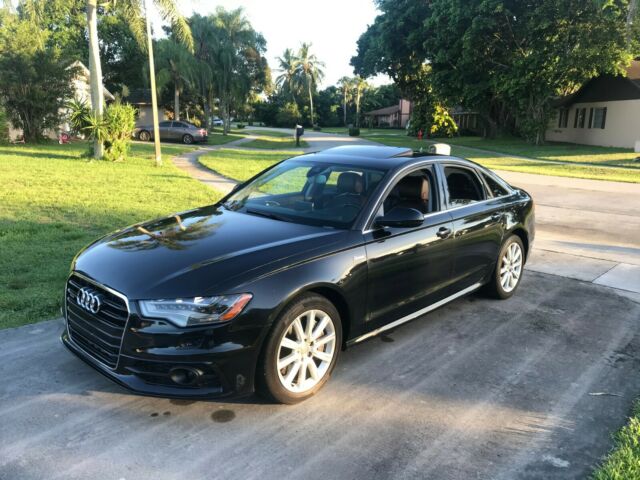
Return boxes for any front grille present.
[66,273,129,369]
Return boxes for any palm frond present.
[153,0,194,52]
[123,1,147,51]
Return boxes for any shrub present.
[313,125,321,131]
[71,99,137,161]
[236,123,245,129]
[0,104,9,144]
[348,127,360,137]
[275,102,301,127]
[430,105,458,138]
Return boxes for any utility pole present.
[145,0,162,166]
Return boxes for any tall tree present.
[295,42,324,126]
[275,48,301,103]
[207,7,269,134]
[154,39,194,121]
[353,76,369,128]
[337,76,353,126]
[84,0,192,161]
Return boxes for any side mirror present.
[375,207,424,229]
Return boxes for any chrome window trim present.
[65,271,130,371]
[350,281,483,344]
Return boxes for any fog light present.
[169,367,202,386]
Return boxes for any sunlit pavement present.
[2,272,639,479]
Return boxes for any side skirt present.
[347,282,483,346]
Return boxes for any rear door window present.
[481,172,509,198]
[444,166,486,207]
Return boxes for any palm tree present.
[154,39,195,121]
[85,0,192,162]
[337,76,354,126]
[353,76,369,128]
[295,42,324,126]
[210,7,264,134]
[275,48,300,103]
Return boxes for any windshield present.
[223,160,387,229]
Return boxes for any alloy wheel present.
[500,242,523,293]
[276,309,337,393]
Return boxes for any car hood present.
[74,205,348,299]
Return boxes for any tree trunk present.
[174,86,180,121]
[307,76,314,126]
[145,0,162,166]
[86,0,104,159]
[343,90,347,126]
[355,91,361,128]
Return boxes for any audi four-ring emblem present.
[76,287,102,314]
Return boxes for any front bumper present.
[62,297,265,399]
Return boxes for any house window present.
[557,109,569,128]
[592,107,607,129]
[574,108,586,128]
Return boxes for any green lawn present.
[592,401,640,479]
[445,136,639,168]
[207,131,246,145]
[199,148,300,182]
[320,127,407,136]
[243,130,308,149]
[0,142,221,329]
[366,135,640,183]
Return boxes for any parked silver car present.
[135,121,208,144]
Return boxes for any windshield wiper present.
[245,208,292,223]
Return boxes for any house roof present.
[365,104,400,116]
[69,60,115,101]
[126,88,153,105]
[554,60,640,107]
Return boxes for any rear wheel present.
[138,130,151,141]
[486,234,524,299]
[182,134,194,144]
[256,293,342,404]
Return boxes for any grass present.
[207,131,246,146]
[320,127,407,136]
[592,400,640,479]
[0,141,221,329]
[444,136,639,168]
[199,148,301,182]
[243,129,308,149]
[366,135,640,183]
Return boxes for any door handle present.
[436,227,452,239]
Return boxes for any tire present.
[256,293,342,404]
[485,234,525,299]
[138,130,151,141]
[182,134,194,144]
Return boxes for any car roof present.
[289,145,478,170]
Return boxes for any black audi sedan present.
[62,145,534,404]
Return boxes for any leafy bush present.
[348,127,360,136]
[429,105,458,137]
[236,123,245,129]
[313,125,321,131]
[69,99,137,161]
[66,98,91,136]
[275,102,301,127]
[0,104,9,144]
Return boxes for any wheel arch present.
[508,227,529,262]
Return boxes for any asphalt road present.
[2,272,639,480]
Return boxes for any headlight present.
[139,293,252,327]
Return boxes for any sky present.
[151,0,390,88]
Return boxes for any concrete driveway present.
[2,273,639,480]
[3,130,640,479]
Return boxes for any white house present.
[546,61,640,149]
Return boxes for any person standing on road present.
[295,123,304,147]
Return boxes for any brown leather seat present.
[325,172,366,208]
[391,176,429,214]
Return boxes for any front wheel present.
[138,130,151,141]
[256,294,342,404]
[182,134,194,144]
[486,234,525,299]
